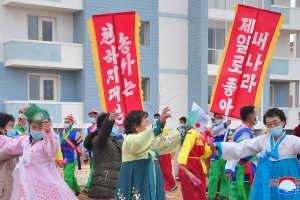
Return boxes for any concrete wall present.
[158,0,188,128]
[270,81,290,107]
[273,33,290,58]
[159,0,188,15]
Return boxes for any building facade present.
[0,0,299,134]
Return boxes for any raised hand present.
[160,107,171,124]
[109,109,120,122]
[42,120,51,133]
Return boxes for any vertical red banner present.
[88,12,144,125]
[210,5,284,119]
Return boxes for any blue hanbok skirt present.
[249,157,300,200]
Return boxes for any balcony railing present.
[269,57,300,81]
[4,40,83,71]
[271,5,300,28]
[3,0,83,13]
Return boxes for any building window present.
[29,75,59,101]
[28,16,56,41]
[270,85,274,107]
[209,0,262,10]
[208,85,212,104]
[141,78,149,101]
[271,0,295,7]
[208,0,226,9]
[139,21,149,46]
[208,20,231,65]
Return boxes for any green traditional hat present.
[186,110,198,129]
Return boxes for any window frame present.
[209,0,263,10]
[141,77,150,101]
[270,85,274,107]
[208,85,213,104]
[208,20,231,65]
[28,74,60,102]
[140,21,149,46]
[38,17,56,42]
[27,15,56,42]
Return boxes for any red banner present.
[210,5,284,119]
[88,12,144,125]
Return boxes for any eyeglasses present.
[266,121,282,128]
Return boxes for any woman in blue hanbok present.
[214,107,300,200]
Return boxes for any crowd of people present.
[0,104,300,200]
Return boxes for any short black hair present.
[240,106,255,122]
[84,112,108,150]
[154,113,160,118]
[0,113,15,134]
[96,113,108,129]
[263,108,287,128]
[125,110,148,134]
[213,113,222,118]
[179,117,187,123]
[89,112,98,116]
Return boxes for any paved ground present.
[59,165,183,200]
[78,185,183,200]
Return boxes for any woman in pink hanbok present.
[0,112,77,200]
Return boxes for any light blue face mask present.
[252,116,258,125]
[111,127,119,137]
[6,129,16,138]
[64,124,70,129]
[90,117,96,123]
[215,120,223,126]
[268,125,283,137]
[23,122,29,130]
[298,117,300,121]
[30,130,43,140]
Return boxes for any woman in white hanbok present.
[214,108,300,200]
